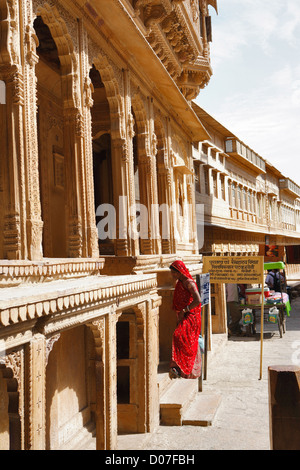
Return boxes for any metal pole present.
[204,304,208,380]
[259,277,265,380]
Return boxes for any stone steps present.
[182,393,222,426]
[160,378,199,426]
[159,366,221,427]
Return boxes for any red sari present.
[170,261,202,379]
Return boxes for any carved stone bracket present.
[8,68,24,106]
[144,4,169,28]
[25,24,39,67]
[45,334,60,365]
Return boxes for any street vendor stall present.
[203,256,291,379]
[240,261,291,338]
[263,261,290,315]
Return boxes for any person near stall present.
[266,269,282,292]
[265,269,276,290]
[226,283,245,336]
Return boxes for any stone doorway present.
[117,309,147,434]
[46,326,96,450]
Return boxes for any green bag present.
[242,309,253,325]
[268,307,279,324]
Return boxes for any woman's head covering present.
[169,260,193,280]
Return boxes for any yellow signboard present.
[203,255,265,380]
[202,256,264,284]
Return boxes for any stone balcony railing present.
[279,178,300,198]
[225,138,266,175]
[0,258,105,287]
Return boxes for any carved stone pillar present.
[187,177,198,253]
[105,310,118,450]
[136,131,160,255]
[119,69,139,257]
[156,165,173,254]
[224,175,230,203]
[139,298,161,432]
[110,137,134,257]
[63,109,84,258]
[83,74,99,258]
[0,0,44,261]
[151,299,161,430]
[200,0,209,58]
[88,319,106,450]
[88,310,118,451]
[23,23,44,260]
[0,2,29,259]
[79,20,99,259]
[0,68,25,259]
[138,155,154,254]
[110,106,140,257]
[132,303,147,432]
[25,334,46,450]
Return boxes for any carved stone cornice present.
[0,274,158,329]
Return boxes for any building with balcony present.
[192,102,300,334]
[0,0,218,450]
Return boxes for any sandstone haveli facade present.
[0,0,217,450]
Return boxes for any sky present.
[195,0,300,185]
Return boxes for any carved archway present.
[91,56,137,256]
[32,3,87,257]
[92,55,125,142]
[34,2,79,109]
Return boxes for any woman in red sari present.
[169,260,202,379]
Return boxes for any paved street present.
[118,297,300,451]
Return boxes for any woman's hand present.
[177,310,185,324]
